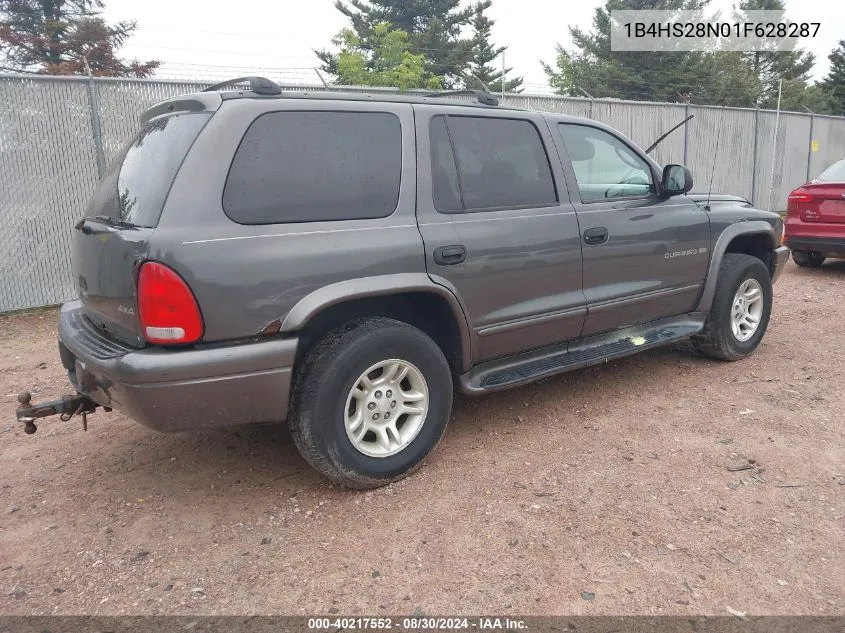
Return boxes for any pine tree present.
[736,0,815,108]
[0,0,159,77]
[315,0,475,88]
[541,0,760,105]
[539,0,834,108]
[823,40,845,116]
[465,1,522,94]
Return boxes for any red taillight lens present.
[137,262,203,345]
[787,189,814,204]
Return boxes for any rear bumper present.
[784,235,845,255]
[57,301,297,432]
[770,245,790,284]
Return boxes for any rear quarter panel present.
[148,99,426,343]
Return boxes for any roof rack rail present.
[203,76,282,96]
[424,89,499,106]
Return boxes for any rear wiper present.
[90,215,138,230]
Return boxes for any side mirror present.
[662,164,693,196]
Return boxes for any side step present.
[459,314,706,394]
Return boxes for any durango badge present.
[665,247,708,259]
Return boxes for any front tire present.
[792,250,825,268]
[289,318,453,489]
[692,253,773,361]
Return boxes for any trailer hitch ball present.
[16,391,99,434]
[17,392,37,434]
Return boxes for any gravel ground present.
[0,259,843,616]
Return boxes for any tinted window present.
[814,158,845,182]
[557,123,655,201]
[86,113,211,228]
[223,111,402,224]
[430,116,462,212]
[432,116,557,212]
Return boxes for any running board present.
[459,314,706,394]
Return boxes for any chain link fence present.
[2,73,845,313]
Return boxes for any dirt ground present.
[0,259,843,617]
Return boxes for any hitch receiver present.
[16,391,100,434]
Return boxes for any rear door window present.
[430,116,463,212]
[86,112,212,228]
[430,115,558,213]
[223,111,402,224]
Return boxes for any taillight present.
[787,189,814,204]
[137,262,203,345]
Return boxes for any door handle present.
[584,227,609,245]
[433,245,467,265]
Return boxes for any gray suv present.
[16,77,789,489]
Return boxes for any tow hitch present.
[15,391,104,434]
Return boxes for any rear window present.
[429,115,558,213]
[223,111,402,224]
[814,159,845,182]
[86,112,211,228]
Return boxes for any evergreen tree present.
[540,0,759,105]
[0,0,159,76]
[822,40,845,115]
[316,0,474,88]
[465,1,522,94]
[735,0,815,108]
[541,0,829,108]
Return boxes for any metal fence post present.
[683,102,690,165]
[750,106,760,207]
[83,59,106,179]
[806,112,815,182]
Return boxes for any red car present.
[784,158,845,267]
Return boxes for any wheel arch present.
[281,273,473,373]
[696,221,777,312]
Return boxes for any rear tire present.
[692,253,773,361]
[289,318,453,489]
[792,250,825,268]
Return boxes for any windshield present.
[85,112,211,228]
[814,158,845,183]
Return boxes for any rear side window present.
[430,115,557,213]
[86,112,211,228]
[223,111,402,224]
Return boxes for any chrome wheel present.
[730,278,764,342]
[344,359,429,458]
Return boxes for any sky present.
[101,0,840,92]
